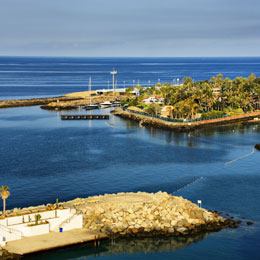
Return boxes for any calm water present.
[0,57,260,99]
[0,57,260,259]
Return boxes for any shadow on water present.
[23,233,210,260]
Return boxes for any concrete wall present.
[0,208,83,245]
[0,226,22,246]
[0,209,70,226]
[62,214,83,231]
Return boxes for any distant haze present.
[0,0,260,57]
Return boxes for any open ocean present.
[0,57,260,260]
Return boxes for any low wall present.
[62,214,83,231]
[0,208,70,227]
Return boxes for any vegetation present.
[0,186,10,217]
[35,214,41,225]
[122,74,260,120]
[145,103,161,115]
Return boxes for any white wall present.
[0,209,70,226]
[0,208,83,245]
[62,214,83,231]
[0,227,22,246]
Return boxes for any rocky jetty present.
[112,108,260,132]
[0,96,82,109]
[76,192,237,237]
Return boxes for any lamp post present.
[110,70,117,97]
[123,81,126,89]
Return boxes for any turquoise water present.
[0,106,259,260]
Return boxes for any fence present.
[125,108,230,123]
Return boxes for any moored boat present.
[100,101,113,108]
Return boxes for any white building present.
[0,208,83,246]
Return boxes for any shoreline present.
[1,191,246,257]
[0,92,124,110]
[112,108,260,132]
[0,96,83,109]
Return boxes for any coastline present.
[0,92,123,110]
[1,191,244,257]
[112,108,260,132]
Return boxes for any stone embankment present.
[74,192,239,237]
[41,96,123,110]
[112,108,260,132]
[0,96,82,109]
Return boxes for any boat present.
[112,100,121,107]
[85,104,99,110]
[84,77,99,110]
[100,101,113,108]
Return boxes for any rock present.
[246,221,254,225]
[255,144,260,151]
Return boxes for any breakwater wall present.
[76,192,238,237]
[112,108,260,132]
[0,97,82,109]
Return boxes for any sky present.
[0,0,260,57]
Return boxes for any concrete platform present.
[3,229,108,255]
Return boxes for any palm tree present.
[0,186,10,217]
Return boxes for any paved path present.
[4,229,108,255]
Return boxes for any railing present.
[124,108,230,123]
[0,223,23,237]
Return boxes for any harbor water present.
[0,57,260,259]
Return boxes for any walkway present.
[4,229,108,255]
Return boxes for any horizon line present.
[0,55,260,59]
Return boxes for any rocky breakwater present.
[79,192,238,238]
[0,96,82,109]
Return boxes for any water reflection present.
[24,233,210,260]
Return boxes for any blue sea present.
[0,57,260,260]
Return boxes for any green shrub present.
[201,110,225,119]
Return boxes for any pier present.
[61,114,109,120]
[4,229,108,256]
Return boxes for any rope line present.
[225,147,255,165]
[173,176,204,194]
[190,135,250,149]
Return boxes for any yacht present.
[112,100,121,107]
[84,77,99,110]
[100,101,113,108]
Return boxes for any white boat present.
[84,77,99,110]
[100,101,113,108]
[112,100,121,107]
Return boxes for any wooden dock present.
[4,229,108,256]
[61,114,109,120]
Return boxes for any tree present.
[146,103,161,115]
[0,186,10,217]
[182,77,193,85]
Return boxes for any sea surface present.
[1,56,260,99]
[0,57,260,260]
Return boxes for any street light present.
[123,81,126,89]
[110,70,117,97]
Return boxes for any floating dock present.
[61,114,109,120]
[4,229,108,256]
